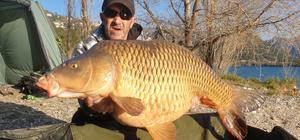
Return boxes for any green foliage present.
[22,95,44,100]
[221,74,243,81]
[263,77,296,90]
[223,74,298,95]
[54,27,83,54]
[248,78,261,84]
[281,78,298,89]
[263,77,281,89]
[293,59,300,66]
[265,90,279,96]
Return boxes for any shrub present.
[222,74,243,81]
[248,78,262,84]
[263,77,296,91]
[266,90,279,96]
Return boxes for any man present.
[71,0,144,124]
[72,0,143,57]
[69,1,234,140]
[69,0,296,140]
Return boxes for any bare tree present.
[66,0,73,50]
[136,0,201,46]
[202,0,217,68]
[136,0,300,73]
[276,37,300,79]
[184,0,201,48]
[136,0,169,40]
[81,0,90,37]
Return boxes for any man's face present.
[101,4,135,40]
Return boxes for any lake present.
[228,66,300,88]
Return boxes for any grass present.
[265,90,278,96]
[222,74,298,96]
[221,74,243,81]
[263,78,297,90]
[22,95,44,100]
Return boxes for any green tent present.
[0,0,62,85]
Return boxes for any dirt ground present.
[0,84,299,139]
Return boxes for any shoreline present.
[231,64,300,67]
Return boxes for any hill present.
[237,37,300,66]
[44,10,100,55]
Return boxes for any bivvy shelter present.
[0,0,62,84]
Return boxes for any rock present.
[0,84,20,96]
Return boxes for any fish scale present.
[102,41,213,123]
[36,40,265,140]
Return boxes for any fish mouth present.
[36,74,87,98]
[36,74,62,97]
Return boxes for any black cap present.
[102,0,135,15]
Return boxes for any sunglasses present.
[103,8,132,20]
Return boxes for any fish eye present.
[71,64,78,69]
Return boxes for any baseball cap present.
[102,0,135,15]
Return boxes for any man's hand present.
[84,97,115,113]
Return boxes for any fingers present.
[85,97,94,107]
[84,97,115,113]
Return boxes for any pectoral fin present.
[110,94,144,116]
[146,122,176,140]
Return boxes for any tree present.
[67,0,73,50]
[63,0,93,57]
[81,0,90,37]
[136,0,300,73]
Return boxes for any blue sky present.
[35,0,168,24]
[34,0,278,40]
[36,0,75,16]
[36,0,103,23]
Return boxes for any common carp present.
[36,40,265,140]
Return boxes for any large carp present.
[36,40,264,140]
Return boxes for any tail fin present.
[218,90,266,140]
[218,106,247,140]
